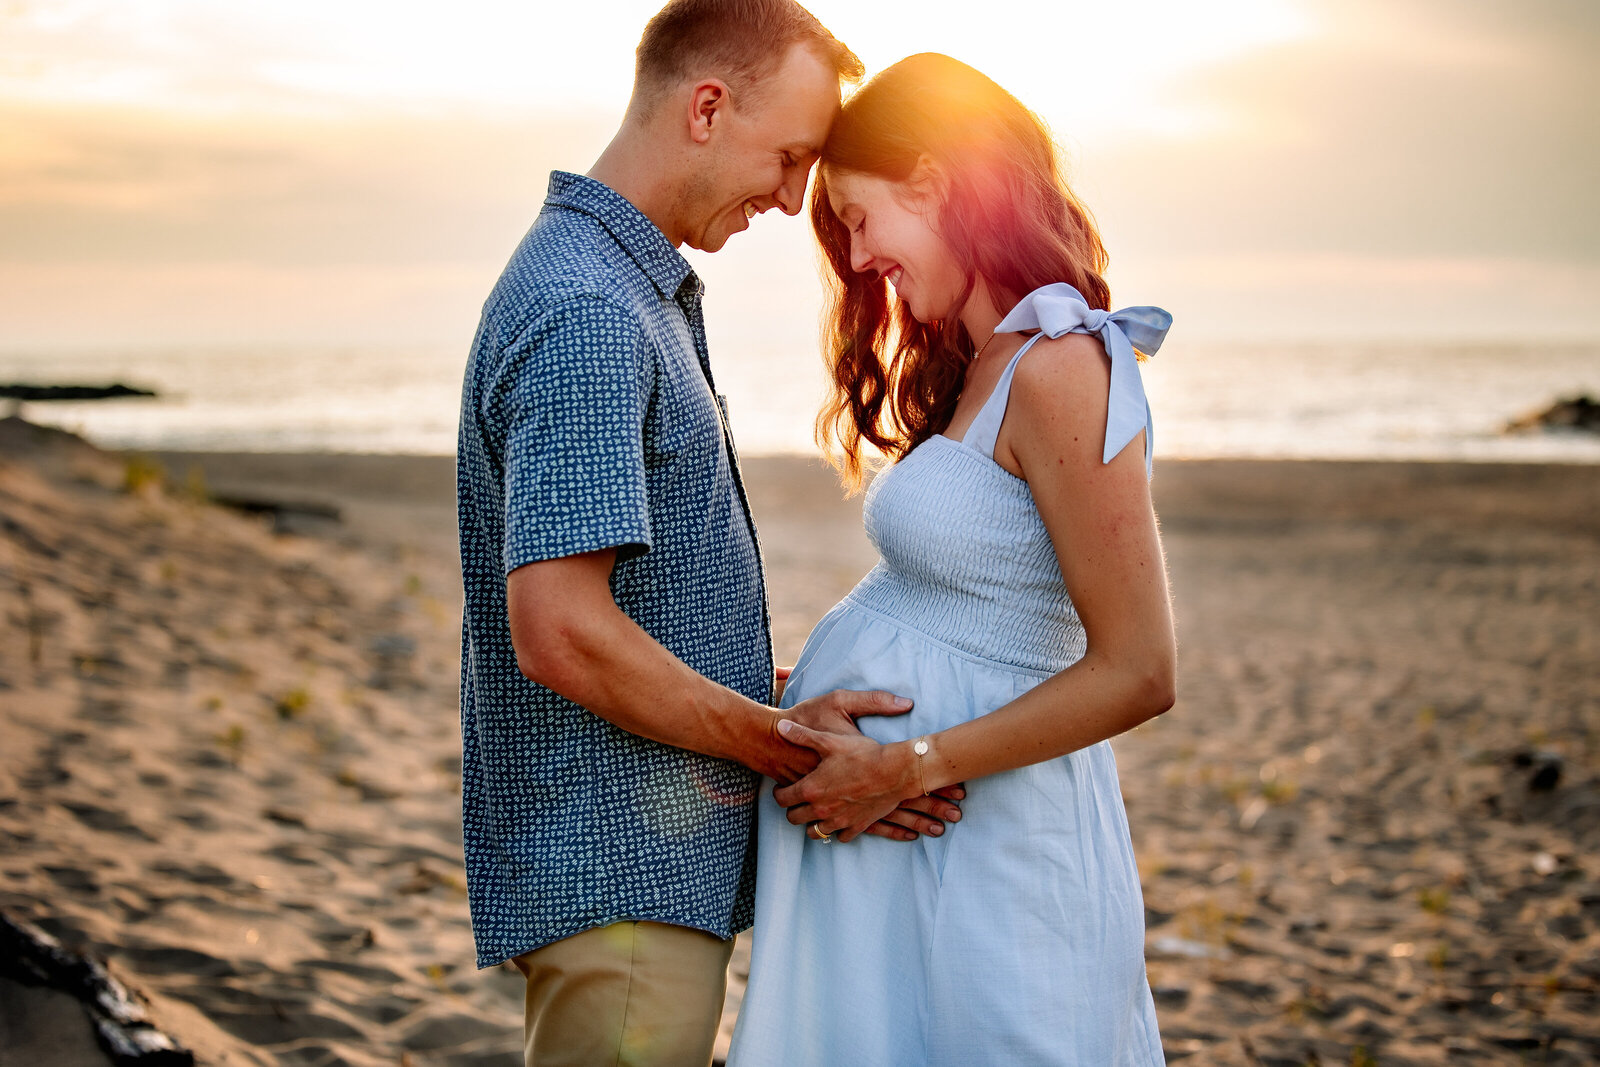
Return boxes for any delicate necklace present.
[972,331,998,362]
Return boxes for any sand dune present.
[1,418,1596,1064]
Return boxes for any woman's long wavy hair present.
[811,53,1111,490]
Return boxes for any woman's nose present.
[848,235,872,274]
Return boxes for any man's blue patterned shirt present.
[456,171,772,968]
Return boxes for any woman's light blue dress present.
[728,284,1172,1066]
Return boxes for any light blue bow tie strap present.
[993,282,1173,477]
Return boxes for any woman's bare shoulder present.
[1008,332,1111,423]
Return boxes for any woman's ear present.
[904,153,947,207]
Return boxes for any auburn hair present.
[811,53,1111,489]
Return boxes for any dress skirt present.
[727,596,1165,1066]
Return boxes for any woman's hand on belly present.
[772,721,964,843]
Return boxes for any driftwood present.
[0,910,194,1065]
[0,383,157,401]
[1505,394,1600,434]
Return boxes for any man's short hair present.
[634,0,863,114]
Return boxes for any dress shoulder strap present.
[969,282,1174,476]
[960,331,1050,460]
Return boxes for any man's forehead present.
[757,93,833,153]
[758,46,841,121]
[781,138,824,158]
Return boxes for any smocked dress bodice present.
[846,281,1171,673]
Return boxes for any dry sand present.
[1,415,1596,1064]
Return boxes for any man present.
[455,2,960,1063]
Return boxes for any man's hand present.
[758,685,908,787]
[779,686,910,758]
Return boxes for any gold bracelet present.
[912,736,930,796]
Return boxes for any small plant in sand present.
[122,455,165,495]
[1283,985,1329,1025]
[1426,941,1450,971]
[1417,886,1450,915]
[1259,777,1298,804]
[1349,1046,1377,1067]
[202,695,223,712]
[215,723,247,765]
[274,687,311,720]
[1176,896,1236,946]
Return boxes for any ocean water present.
[1,339,1597,463]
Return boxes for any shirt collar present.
[544,171,700,304]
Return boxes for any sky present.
[1,0,1597,352]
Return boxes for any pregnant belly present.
[780,600,1046,743]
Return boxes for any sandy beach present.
[1,415,1596,1064]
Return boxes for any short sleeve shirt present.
[455,171,772,968]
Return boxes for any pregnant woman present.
[728,54,1175,1065]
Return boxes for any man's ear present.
[686,79,731,145]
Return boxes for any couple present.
[456,1,1175,1064]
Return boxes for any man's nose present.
[774,171,807,216]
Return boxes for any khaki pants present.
[512,921,734,1067]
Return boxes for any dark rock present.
[1505,394,1600,434]
[0,383,157,401]
[1508,747,1563,790]
[1530,755,1563,791]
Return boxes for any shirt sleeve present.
[488,295,654,573]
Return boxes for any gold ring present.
[813,824,832,842]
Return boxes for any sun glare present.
[1,0,1316,135]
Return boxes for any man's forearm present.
[510,565,811,780]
